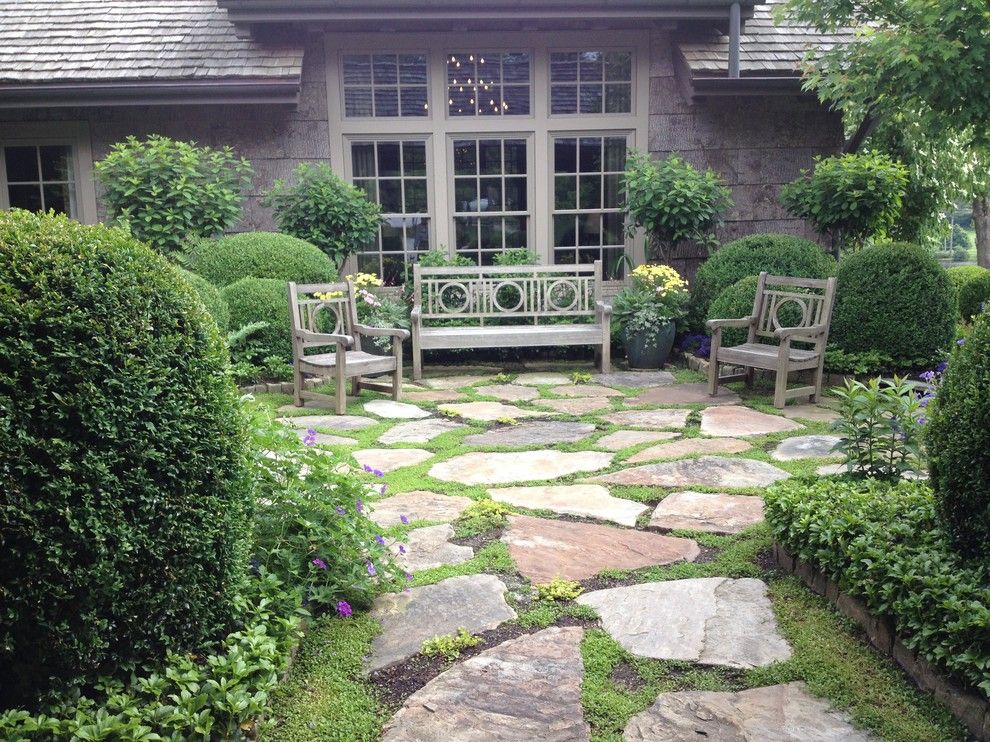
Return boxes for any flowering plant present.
[348,272,410,352]
[612,264,690,338]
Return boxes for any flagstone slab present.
[817,463,845,476]
[595,430,680,451]
[430,451,613,485]
[369,490,473,527]
[771,434,842,461]
[438,401,550,422]
[378,418,466,444]
[382,627,590,742]
[623,682,871,741]
[293,428,356,446]
[353,448,433,473]
[779,402,840,423]
[577,577,791,668]
[364,400,432,419]
[403,389,470,403]
[489,484,649,527]
[475,383,540,402]
[552,384,624,398]
[513,371,573,386]
[626,437,751,464]
[602,409,692,429]
[534,397,612,415]
[593,370,675,387]
[423,374,496,390]
[367,574,516,672]
[502,515,699,584]
[591,456,791,489]
[700,406,802,437]
[392,524,474,571]
[463,421,596,447]
[627,382,740,406]
[649,491,764,534]
[277,414,377,431]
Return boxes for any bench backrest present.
[749,272,837,344]
[413,261,602,322]
[287,280,361,351]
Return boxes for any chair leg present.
[744,367,755,389]
[335,373,347,415]
[811,363,825,403]
[293,364,304,407]
[351,377,362,397]
[773,367,789,409]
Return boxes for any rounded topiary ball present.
[177,266,230,332]
[222,276,293,362]
[958,270,990,322]
[707,275,804,347]
[185,231,337,287]
[0,210,252,706]
[690,233,836,329]
[831,242,955,362]
[927,311,990,558]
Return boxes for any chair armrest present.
[706,317,754,330]
[295,329,353,345]
[354,323,411,340]
[774,323,827,339]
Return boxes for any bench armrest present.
[354,323,411,341]
[596,300,612,318]
[706,317,754,330]
[774,323,827,339]
[295,329,353,346]
[410,306,422,325]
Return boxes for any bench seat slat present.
[419,323,605,349]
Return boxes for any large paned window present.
[447,52,531,117]
[550,51,633,115]
[343,53,429,117]
[351,139,431,283]
[2,145,76,217]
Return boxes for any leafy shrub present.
[184,232,336,287]
[690,233,836,328]
[624,150,732,259]
[831,377,924,480]
[927,313,990,558]
[831,242,955,363]
[958,270,990,321]
[176,266,230,332]
[0,210,252,707]
[947,265,987,319]
[493,247,539,266]
[421,628,482,660]
[535,578,584,601]
[780,152,908,254]
[417,248,474,268]
[265,164,381,269]
[454,499,513,538]
[223,277,293,363]
[765,478,990,695]
[94,135,252,256]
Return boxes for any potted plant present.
[349,272,410,355]
[612,264,689,369]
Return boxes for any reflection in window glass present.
[550,51,633,114]
[447,52,531,116]
[343,53,429,117]
[3,145,76,217]
[351,140,431,284]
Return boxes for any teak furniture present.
[288,280,409,413]
[410,261,612,380]
[706,271,837,408]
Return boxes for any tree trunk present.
[975,195,990,268]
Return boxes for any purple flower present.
[335,505,346,516]
[935,361,948,373]
[405,572,413,582]
[367,561,377,577]
[378,483,388,495]
[362,464,384,476]
[399,544,406,554]
[356,498,364,513]
[336,600,353,617]
[957,338,966,346]
[400,514,409,524]
[919,371,935,382]
[374,534,385,546]
[312,557,328,570]
[303,428,317,446]
[363,464,374,473]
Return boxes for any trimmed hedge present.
[0,210,252,707]
[831,242,955,362]
[958,270,990,322]
[222,276,292,362]
[185,232,337,287]
[690,233,836,328]
[177,266,230,332]
[927,311,990,558]
[765,478,990,696]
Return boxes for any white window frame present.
[325,31,650,279]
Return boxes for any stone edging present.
[773,544,990,740]
[239,378,321,395]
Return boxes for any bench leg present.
[600,339,611,374]
[393,346,403,401]
[744,367,755,389]
[293,364,304,407]
[773,366,789,409]
[707,358,719,396]
[412,345,422,382]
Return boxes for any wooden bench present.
[707,271,837,408]
[288,280,409,413]
[410,261,612,380]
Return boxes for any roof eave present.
[688,74,809,98]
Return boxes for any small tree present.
[95,135,252,256]
[264,163,381,270]
[624,151,732,260]
[780,152,908,257]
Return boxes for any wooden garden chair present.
[288,280,409,414]
[706,272,837,408]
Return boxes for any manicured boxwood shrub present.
[957,270,990,322]
[177,266,230,332]
[222,276,293,362]
[690,233,836,328]
[765,477,990,696]
[831,242,955,363]
[927,311,990,559]
[184,231,336,287]
[0,210,252,707]
[707,275,804,347]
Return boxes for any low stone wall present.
[240,377,319,395]
[773,544,990,740]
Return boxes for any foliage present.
[264,164,381,270]
[454,499,512,538]
[765,477,990,696]
[184,232,336,287]
[0,210,253,707]
[94,135,252,256]
[420,628,482,661]
[831,242,955,363]
[571,371,592,384]
[689,233,835,329]
[177,265,230,332]
[623,150,732,259]
[947,265,987,309]
[417,248,474,268]
[927,313,990,559]
[343,272,410,353]
[535,578,584,602]
[612,264,689,342]
[820,346,930,375]
[957,270,990,322]
[779,153,908,254]
[222,277,293,364]
[830,377,924,480]
[226,322,294,385]
[493,247,539,266]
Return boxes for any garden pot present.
[624,321,676,369]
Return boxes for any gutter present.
[689,75,809,98]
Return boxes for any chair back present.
[749,272,837,344]
[288,281,361,351]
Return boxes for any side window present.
[342,53,429,118]
[550,51,633,115]
[2,145,77,217]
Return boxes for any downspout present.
[728,2,741,78]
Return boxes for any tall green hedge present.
[222,277,293,362]
[830,242,955,362]
[184,231,336,287]
[958,271,990,322]
[176,266,230,332]
[0,210,252,707]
